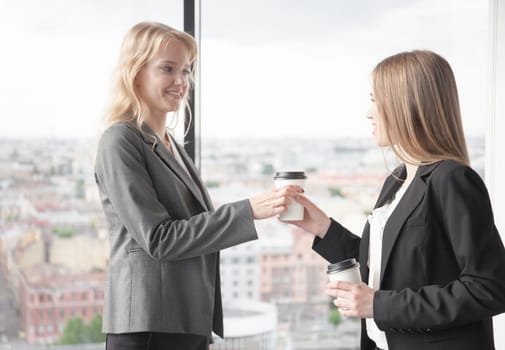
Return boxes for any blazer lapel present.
[379,163,441,284]
[172,140,214,210]
[359,223,371,283]
[137,124,209,210]
[360,166,404,283]
[375,172,404,209]
[380,176,425,283]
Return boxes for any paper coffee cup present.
[327,258,362,284]
[273,171,306,221]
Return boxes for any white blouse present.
[366,182,409,350]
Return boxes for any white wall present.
[487,0,505,347]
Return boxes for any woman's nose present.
[174,72,185,85]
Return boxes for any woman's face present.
[367,91,389,147]
[135,39,191,119]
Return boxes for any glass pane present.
[0,0,184,140]
[200,1,487,349]
[0,0,182,347]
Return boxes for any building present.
[212,299,277,350]
[19,263,105,344]
[259,225,330,329]
[220,240,260,302]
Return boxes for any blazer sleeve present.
[312,219,361,263]
[374,165,505,330]
[95,125,258,262]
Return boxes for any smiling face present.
[135,39,191,120]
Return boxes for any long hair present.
[103,21,197,132]
[372,50,469,166]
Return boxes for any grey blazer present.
[94,122,258,338]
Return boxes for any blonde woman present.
[95,22,302,350]
[292,50,505,350]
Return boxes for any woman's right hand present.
[248,185,303,220]
[290,194,331,238]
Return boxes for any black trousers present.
[106,332,209,350]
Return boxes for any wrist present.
[317,218,331,238]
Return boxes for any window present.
[0,0,493,348]
[0,2,184,344]
[200,0,488,347]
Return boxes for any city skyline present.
[0,133,487,347]
[0,136,388,347]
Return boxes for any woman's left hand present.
[325,281,375,318]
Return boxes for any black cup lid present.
[273,171,307,180]
[327,258,359,274]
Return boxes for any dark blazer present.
[313,160,505,350]
[94,122,258,339]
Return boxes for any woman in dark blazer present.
[95,22,302,350]
[291,50,505,350]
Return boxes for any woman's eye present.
[160,65,173,72]
[182,69,191,76]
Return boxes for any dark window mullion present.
[183,0,197,164]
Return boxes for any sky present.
[0,0,489,140]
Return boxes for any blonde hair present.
[372,50,469,166]
[103,21,197,132]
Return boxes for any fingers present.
[327,280,355,290]
[272,196,292,210]
[326,282,374,319]
[268,190,296,207]
[293,193,310,204]
[275,185,304,197]
[271,186,303,208]
[325,282,355,300]
[249,185,304,220]
[327,287,357,317]
[293,194,318,210]
[333,299,360,318]
[332,296,370,318]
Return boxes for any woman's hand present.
[249,185,303,220]
[325,281,375,318]
[289,194,331,237]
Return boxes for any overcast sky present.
[0,0,489,140]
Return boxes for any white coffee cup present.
[327,258,362,284]
[273,171,307,221]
